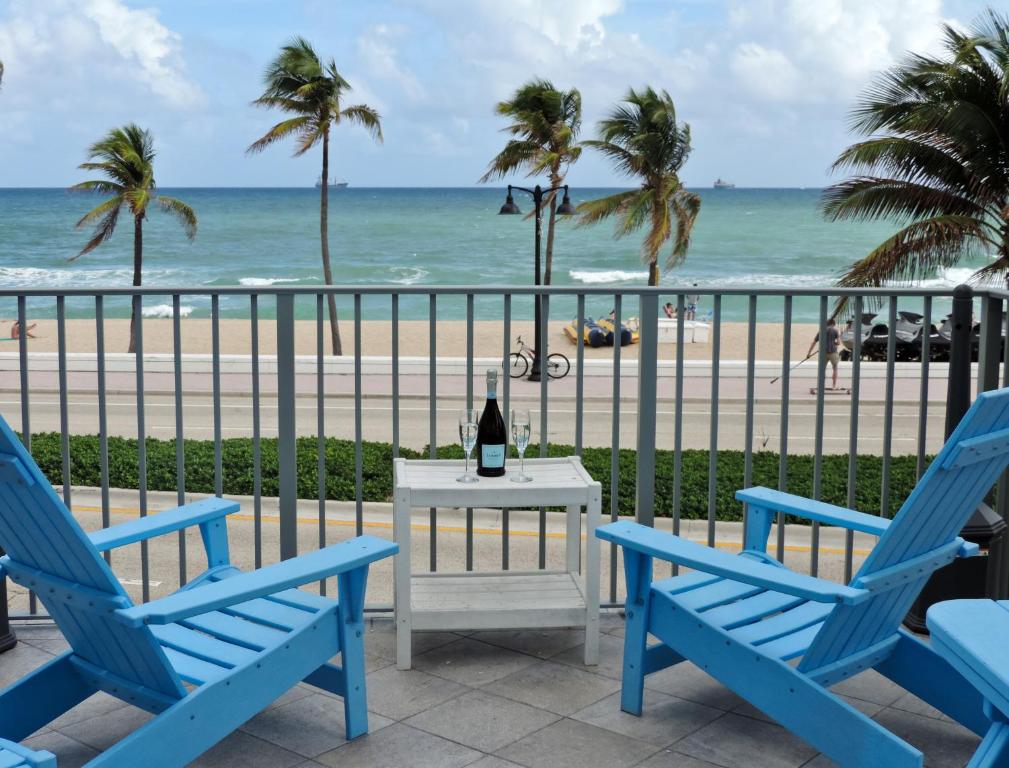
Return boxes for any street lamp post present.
[499,184,576,381]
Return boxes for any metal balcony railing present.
[1,283,1007,638]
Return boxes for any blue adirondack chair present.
[0,414,397,767]
[598,387,1009,768]
[0,739,55,768]
[927,599,1009,767]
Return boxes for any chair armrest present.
[596,521,869,606]
[89,497,240,552]
[736,487,890,536]
[114,535,398,627]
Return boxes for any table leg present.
[394,491,412,670]
[584,486,602,665]
[565,505,580,574]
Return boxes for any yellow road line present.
[71,504,873,557]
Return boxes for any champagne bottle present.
[476,369,507,477]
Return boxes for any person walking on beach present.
[807,318,842,390]
[686,285,699,320]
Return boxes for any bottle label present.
[481,444,505,468]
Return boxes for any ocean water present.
[0,187,982,321]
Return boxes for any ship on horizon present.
[713,178,735,189]
[315,176,349,188]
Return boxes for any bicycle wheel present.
[510,352,529,379]
[546,353,570,379]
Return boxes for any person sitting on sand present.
[807,318,841,390]
[663,302,677,319]
[11,321,37,340]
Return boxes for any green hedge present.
[27,432,923,521]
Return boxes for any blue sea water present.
[0,187,981,321]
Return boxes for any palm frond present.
[575,189,640,228]
[247,115,313,154]
[339,104,383,142]
[156,196,198,240]
[668,190,701,268]
[73,203,121,260]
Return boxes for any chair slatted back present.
[800,388,1009,672]
[0,417,184,700]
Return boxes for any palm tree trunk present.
[321,129,342,356]
[544,174,561,285]
[648,260,659,286]
[129,215,142,353]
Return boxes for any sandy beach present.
[8,318,821,362]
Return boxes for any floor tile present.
[45,692,129,733]
[872,707,979,768]
[645,663,744,712]
[0,641,56,688]
[364,666,470,721]
[471,628,585,659]
[829,670,905,707]
[22,731,97,768]
[315,722,483,768]
[637,750,725,768]
[551,632,625,680]
[484,659,620,715]
[573,689,722,747]
[405,689,559,752]
[365,627,460,661]
[241,692,392,758]
[413,637,539,686]
[731,692,882,725]
[496,717,659,768]
[467,758,526,768]
[189,730,306,768]
[59,706,154,751]
[674,713,817,768]
[889,692,953,722]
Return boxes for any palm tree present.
[825,10,1009,298]
[481,79,581,285]
[248,37,382,356]
[577,87,700,286]
[71,124,197,353]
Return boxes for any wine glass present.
[458,409,479,483]
[510,409,532,483]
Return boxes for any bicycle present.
[509,335,571,380]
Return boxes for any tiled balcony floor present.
[2,617,980,767]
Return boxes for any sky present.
[0,0,997,188]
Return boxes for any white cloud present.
[357,24,426,103]
[730,43,802,102]
[0,0,203,109]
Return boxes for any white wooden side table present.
[393,456,602,670]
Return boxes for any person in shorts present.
[807,318,841,390]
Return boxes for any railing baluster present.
[672,293,685,576]
[917,297,932,480]
[276,294,297,561]
[354,294,364,535]
[845,296,864,582]
[575,294,585,455]
[881,298,897,517]
[212,294,222,497]
[635,293,659,526]
[539,293,550,571]
[742,295,757,549]
[502,294,511,572]
[429,294,437,572]
[172,294,186,584]
[133,295,150,603]
[392,294,400,458]
[609,294,622,602]
[811,296,828,576]
[17,296,34,615]
[466,294,474,572]
[57,296,71,508]
[250,295,262,569]
[96,297,111,567]
[317,294,327,594]
[776,296,792,562]
[707,295,722,548]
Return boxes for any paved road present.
[0,375,947,455]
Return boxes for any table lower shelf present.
[409,570,588,632]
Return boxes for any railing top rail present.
[0,284,977,298]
